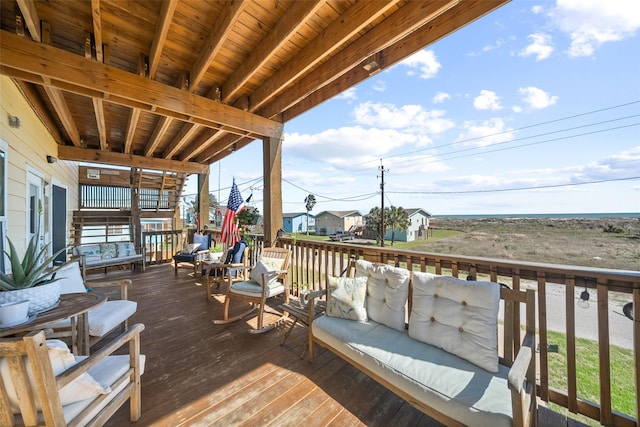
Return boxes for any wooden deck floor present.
[93,263,582,427]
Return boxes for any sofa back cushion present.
[409,272,500,372]
[116,242,137,257]
[326,276,368,321]
[354,259,410,331]
[100,243,117,259]
[74,244,101,262]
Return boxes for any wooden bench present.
[306,259,537,427]
[72,241,145,278]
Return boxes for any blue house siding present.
[384,208,431,242]
[282,213,315,233]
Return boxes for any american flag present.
[220,182,246,246]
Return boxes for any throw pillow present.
[326,275,368,321]
[180,243,200,255]
[100,243,117,259]
[354,259,410,331]
[249,260,279,285]
[0,339,109,412]
[408,272,501,373]
[116,242,137,257]
[75,244,101,263]
[54,261,87,294]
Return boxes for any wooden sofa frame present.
[72,242,145,279]
[306,261,537,427]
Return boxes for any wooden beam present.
[179,128,226,162]
[144,116,173,157]
[206,136,254,165]
[15,0,40,42]
[91,0,103,62]
[279,0,510,121]
[189,1,246,92]
[162,122,199,159]
[14,80,63,143]
[194,133,246,164]
[247,0,400,112]
[262,134,283,248]
[148,0,178,79]
[262,0,460,118]
[222,0,324,103]
[92,97,107,150]
[0,30,283,138]
[58,145,209,174]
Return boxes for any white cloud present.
[353,102,455,135]
[550,0,640,57]
[284,126,422,167]
[433,91,451,104]
[512,105,523,113]
[457,118,514,147]
[519,33,554,61]
[399,49,441,79]
[531,5,544,14]
[336,87,357,101]
[473,90,503,111]
[518,86,559,109]
[372,80,386,92]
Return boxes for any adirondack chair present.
[213,247,291,334]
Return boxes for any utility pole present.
[378,161,388,247]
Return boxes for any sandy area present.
[420,216,640,271]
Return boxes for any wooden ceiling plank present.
[190,1,247,93]
[91,0,103,62]
[149,0,178,80]
[206,136,254,164]
[15,0,40,42]
[261,0,460,118]
[92,97,107,150]
[0,31,283,138]
[58,145,208,174]
[282,0,509,122]
[248,0,400,112]
[42,84,82,147]
[222,0,324,104]
[162,122,199,159]
[195,133,246,164]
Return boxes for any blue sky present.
[189,0,640,217]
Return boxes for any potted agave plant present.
[0,230,68,318]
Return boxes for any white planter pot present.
[0,281,61,316]
[0,300,30,327]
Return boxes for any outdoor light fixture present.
[578,286,590,309]
[362,53,382,75]
[46,155,57,164]
[8,115,21,128]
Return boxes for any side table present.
[280,299,326,358]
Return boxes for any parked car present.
[329,231,355,241]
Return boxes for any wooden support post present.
[197,171,209,231]
[263,132,283,247]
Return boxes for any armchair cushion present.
[326,275,368,321]
[409,273,500,373]
[47,300,137,338]
[0,339,108,412]
[230,280,285,298]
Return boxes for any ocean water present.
[435,212,639,220]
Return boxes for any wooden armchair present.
[173,233,211,275]
[0,323,145,426]
[214,247,291,334]
[45,261,137,355]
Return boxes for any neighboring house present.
[282,212,315,234]
[384,208,432,242]
[314,211,362,236]
[1,76,79,271]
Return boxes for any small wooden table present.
[0,293,107,355]
[280,299,326,358]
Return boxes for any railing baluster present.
[597,280,612,426]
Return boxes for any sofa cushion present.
[312,315,512,427]
[409,272,500,373]
[326,275,368,321]
[354,259,410,331]
[0,339,109,412]
[99,243,117,259]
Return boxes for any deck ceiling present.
[0,0,509,175]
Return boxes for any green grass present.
[289,229,463,248]
[546,330,636,424]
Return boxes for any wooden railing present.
[143,230,185,265]
[273,237,639,427]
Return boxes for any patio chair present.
[0,323,145,426]
[173,233,211,275]
[44,260,137,355]
[203,239,250,301]
[213,247,291,334]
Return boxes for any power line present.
[387,175,640,195]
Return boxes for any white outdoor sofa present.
[72,241,145,278]
[306,259,537,427]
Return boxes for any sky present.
[187,0,640,217]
